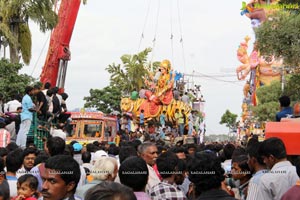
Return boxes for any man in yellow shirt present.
[114,131,121,146]
[175,109,184,136]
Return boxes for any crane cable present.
[169,0,174,65]
[177,0,186,73]
[31,0,58,78]
[30,33,50,77]
[137,0,152,52]
[150,0,161,71]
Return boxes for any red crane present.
[40,0,81,92]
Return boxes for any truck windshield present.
[83,121,102,137]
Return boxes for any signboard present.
[70,112,104,119]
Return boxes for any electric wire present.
[169,0,174,65]
[150,0,161,71]
[176,0,186,73]
[137,0,152,52]
[184,72,244,86]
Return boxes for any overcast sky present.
[19,0,256,135]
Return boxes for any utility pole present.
[192,70,195,90]
[281,66,285,92]
[272,65,286,92]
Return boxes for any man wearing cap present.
[70,142,87,187]
[73,143,83,165]
[50,123,66,140]
[91,150,108,165]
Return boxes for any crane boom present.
[40,0,81,92]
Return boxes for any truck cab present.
[67,110,117,144]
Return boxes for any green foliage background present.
[0,59,35,100]
[84,86,121,114]
[255,11,300,67]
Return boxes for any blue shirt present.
[159,130,166,140]
[140,113,144,124]
[276,107,293,121]
[159,114,165,125]
[21,94,33,121]
[127,118,131,131]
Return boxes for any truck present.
[67,110,117,144]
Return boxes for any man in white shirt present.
[50,123,66,140]
[4,94,22,113]
[181,92,189,104]
[256,137,299,200]
[138,142,160,192]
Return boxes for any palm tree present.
[106,48,158,95]
[0,0,58,64]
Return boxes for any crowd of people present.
[0,83,299,200]
[115,112,206,148]
[0,134,299,200]
[0,82,70,148]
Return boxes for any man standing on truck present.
[276,95,293,122]
[16,86,34,148]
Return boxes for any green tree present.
[106,48,159,95]
[220,110,238,131]
[256,81,282,104]
[284,74,300,99]
[0,0,59,64]
[251,75,300,122]
[252,80,282,122]
[255,11,300,68]
[0,59,35,99]
[83,86,121,114]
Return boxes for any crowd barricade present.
[27,113,51,150]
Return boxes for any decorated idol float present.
[120,59,192,125]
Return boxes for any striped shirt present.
[0,128,10,147]
[246,169,268,200]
